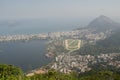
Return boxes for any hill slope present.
[78,15,120,55]
[87,15,120,32]
[79,30,120,55]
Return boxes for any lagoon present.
[0,39,52,72]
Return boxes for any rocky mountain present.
[87,15,120,32]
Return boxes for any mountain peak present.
[87,15,120,31]
[99,15,108,18]
[96,15,114,23]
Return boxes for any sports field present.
[65,39,81,51]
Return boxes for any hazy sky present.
[0,0,120,20]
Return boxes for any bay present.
[0,19,81,35]
[0,19,86,72]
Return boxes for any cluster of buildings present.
[26,51,120,76]
[23,28,116,76]
[0,28,112,42]
[98,53,120,68]
[0,33,48,42]
[50,53,120,73]
[51,53,93,73]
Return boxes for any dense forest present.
[0,64,24,80]
[1,64,120,80]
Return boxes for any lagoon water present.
[0,19,84,72]
[0,39,52,72]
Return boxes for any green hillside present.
[79,30,120,55]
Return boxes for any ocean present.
[0,19,81,35]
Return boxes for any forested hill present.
[79,30,120,55]
[77,15,120,55]
[97,30,120,47]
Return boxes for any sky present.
[0,0,120,20]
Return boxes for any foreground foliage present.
[1,64,120,80]
[0,64,23,80]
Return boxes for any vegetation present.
[79,70,120,80]
[1,64,120,80]
[78,44,120,55]
[0,64,24,80]
[28,70,78,80]
[78,31,120,55]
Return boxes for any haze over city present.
[0,0,120,21]
[1,0,120,80]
